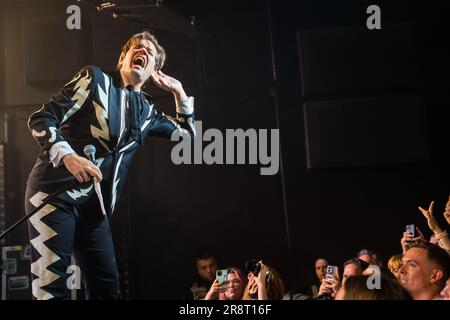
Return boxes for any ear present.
[430,269,444,284]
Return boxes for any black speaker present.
[1,244,32,300]
[23,16,89,86]
[303,95,430,168]
[297,22,422,96]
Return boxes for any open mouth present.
[132,55,146,69]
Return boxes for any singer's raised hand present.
[62,154,102,183]
[150,70,188,101]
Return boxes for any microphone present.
[83,144,107,216]
[83,144,96,164]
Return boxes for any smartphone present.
[406,224,415,238]
[325,265,338,280]
[216,269,228,291]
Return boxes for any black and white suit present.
[25,65,195,299]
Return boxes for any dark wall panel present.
[4,0,90,106]
[304,95,430,168]
[298,23,422,96]
[271,0,450,292]
[23,16,89,85]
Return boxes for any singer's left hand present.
[151,70,188,101]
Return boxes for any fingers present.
[419,201,435,217]
[416,226,425,239]
[445,197,450,215]
[249,283,258,294]
[322,278,334,286]
[418,206,429,218]
[157,70,169,78]
[65,154,103,183]
[87,165,103,182]
[259,261,268,272]
[429,201,434,213]
[151,72,168,89]
[151,74,162,86]
[152,70,169,80]
[151,70,159,80]
[151,71,162,82]
[74,173,84,183]
[80,171,90,183]
[403,231,413,239]
[73,165,102,183]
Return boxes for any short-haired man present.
[185,252,218,300]
[25,31,196,300]
[399,241,450,300]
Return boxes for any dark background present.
[0,0,449,299]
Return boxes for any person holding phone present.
[204,267,246,300]
[316,265,340,300]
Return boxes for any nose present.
[399,263,407,276]
[134,48,147,55]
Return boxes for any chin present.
[129,68,143,78]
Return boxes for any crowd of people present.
[184,197,450,300]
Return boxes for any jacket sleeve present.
[148,96,196,139]
[27,66,96,164]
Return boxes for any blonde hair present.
[387,254,402,273]
[117,31,166,71]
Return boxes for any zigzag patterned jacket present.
[27,65,195,215]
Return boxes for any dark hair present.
[344,258,370,272]
[344,273,412,300]
[407,240,450,289]
[194,252,217,264]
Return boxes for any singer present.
[24,31,196,300]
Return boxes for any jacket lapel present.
[108,71,122,147]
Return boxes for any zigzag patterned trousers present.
[25,186,121,300]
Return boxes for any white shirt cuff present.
[176,96,194,115]
[49,141,76,168]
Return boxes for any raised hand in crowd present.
[444,196,450,225]
[254,261,269,300]
[419,200,450,251]
[400,227,425,254]
[245,261,270,300]
[317,267,341,299]
[204,279,221,300]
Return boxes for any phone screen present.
[216,269,228,291]
[326,265,338,279]
[406,224,415,238]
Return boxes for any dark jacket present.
[27,65,195,215]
